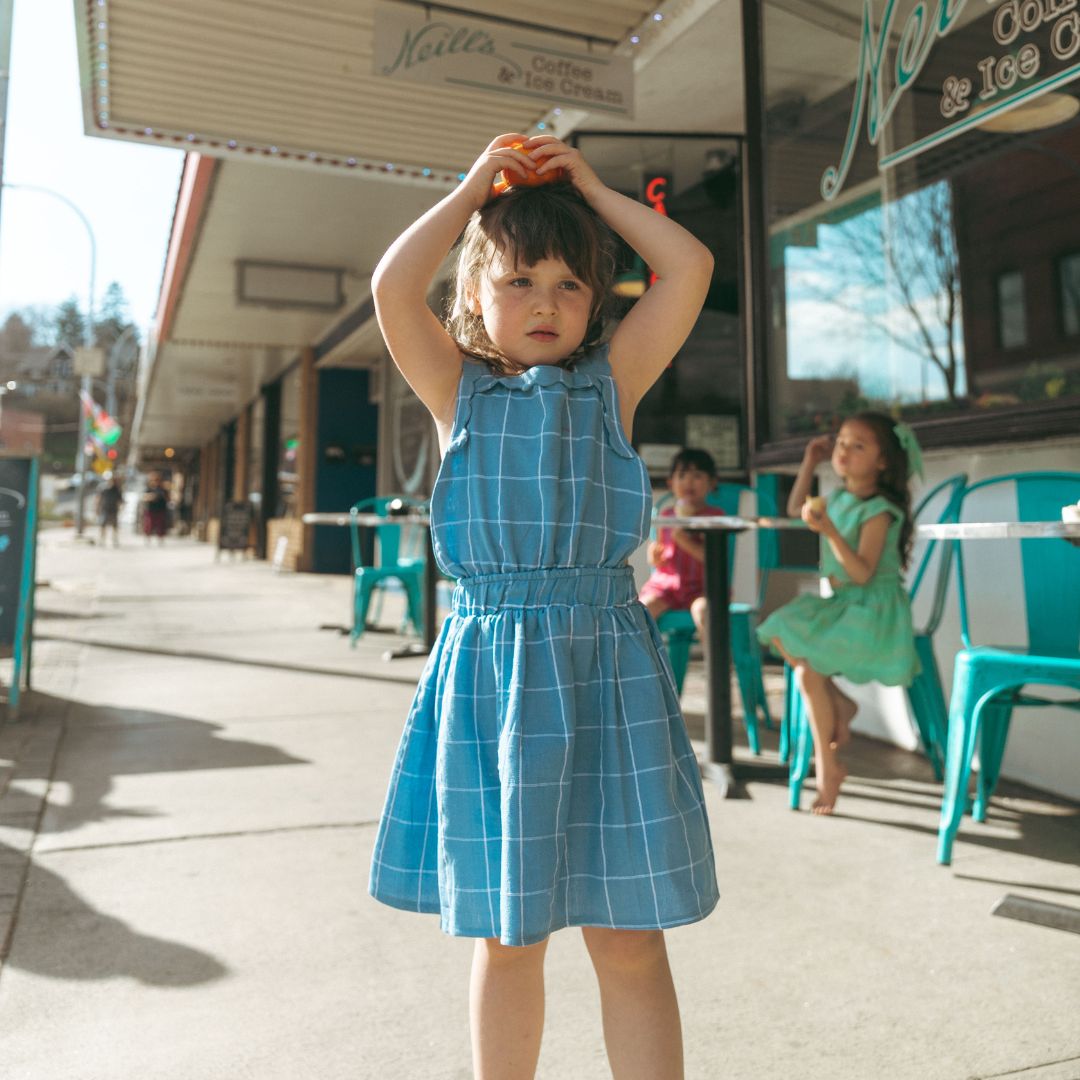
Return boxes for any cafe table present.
[916,520,1080,541]
[660,513,811,796]
[676,514,1080,796]
[302,511,437,659]
[305,508,808,781]
[305,508,1079,794]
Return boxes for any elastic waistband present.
[452,566,636,614]
[830,572,903,591]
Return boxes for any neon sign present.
[645,175,669,216]
[820,0,1080,202]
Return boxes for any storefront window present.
[277,367,301,517]
[760,0,1080,444]
[247,396,264,509]
[1061,252,1080,336]
[573,133,745,475]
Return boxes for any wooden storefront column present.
[297,346,318,572]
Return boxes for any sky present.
[0,0,184,334]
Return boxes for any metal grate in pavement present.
[991,894,1080,935]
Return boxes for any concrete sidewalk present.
[0,529,1077,1080]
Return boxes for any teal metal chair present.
[653,483,777,756]
[349,495,427,645]
[936,471,1080,865]
[787,474,969,810]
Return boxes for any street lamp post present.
[1,183,97,534]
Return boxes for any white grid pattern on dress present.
[369,347,718,945]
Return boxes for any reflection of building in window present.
[996,271,1028,350]
[1060,253,1080,336]
[952,129,1080,405]
[759,0,1080,444]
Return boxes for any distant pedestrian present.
[141,473,169,543]
[368,134,717,1079]
[757,415,923,813]
[96,474,123,547]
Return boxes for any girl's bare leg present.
[582,928,683,1080]
[794,663,847,814]
[689,595,707,640]
[470,937,549,1080]
[827,681,858,749]
[643,596,671,621]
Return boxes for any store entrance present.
[572,132,746,483]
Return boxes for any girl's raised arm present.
[528,137,714,428]
[371,135,535,428]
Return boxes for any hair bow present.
[893,422,924,479]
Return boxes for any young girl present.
[368,134,718,1079]
[756,414,923,814]
[640,447,724,642]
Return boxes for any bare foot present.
[811,764,848,815]
[829,691,857,750]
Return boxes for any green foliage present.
[2,284,141,354]
[93,282,139,352]
[52,296,87,347]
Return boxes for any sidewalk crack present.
[33,819,379,855]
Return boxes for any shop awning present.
[75,0,744,454]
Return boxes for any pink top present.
[639,505,725,610]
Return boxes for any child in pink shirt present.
[640,448,723,639]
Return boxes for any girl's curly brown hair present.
[848,411,915,569]
[445,183,617,375]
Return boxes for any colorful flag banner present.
[79,390,122,448]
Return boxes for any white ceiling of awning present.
[77,0,742,173]
[75,0,745,451]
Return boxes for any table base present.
[702,760,790,798]
[382,642,431,661]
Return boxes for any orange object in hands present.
[493,142,565,195]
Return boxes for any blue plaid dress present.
[369,345,719,946]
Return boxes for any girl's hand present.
[459,133,536,209]
[801,501,835,536]
[803,434,833,468]
[524,136,605,202]
[647,539,664,567]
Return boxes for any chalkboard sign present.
[0,458,34,645]
[0,456,39,716]
[218,500,252,552]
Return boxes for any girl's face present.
[832,420,885,487]
[669,465,715,507]
[470,250,593,370]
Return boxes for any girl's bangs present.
[481,187,602,288]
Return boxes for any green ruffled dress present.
[756,489,920,686]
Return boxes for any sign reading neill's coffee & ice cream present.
[373,2,634,118]
[823,0,1080,201]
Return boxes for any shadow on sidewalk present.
[683,701,1080,873]
[0,693,307,985]
[20,694,310,837]
[1,840,229,987]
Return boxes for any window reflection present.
[762,0,1080,441]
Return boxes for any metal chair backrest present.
[953,471,1080,654]
[907,473,968,637]
[349,495,426,570]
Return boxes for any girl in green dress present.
[757,413,923,813]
